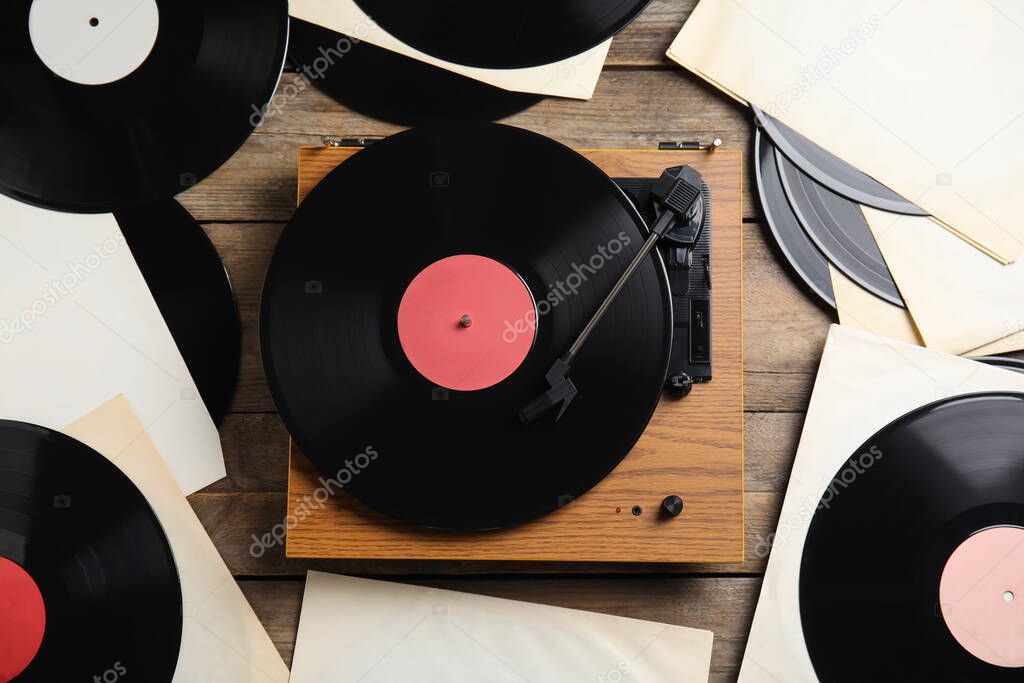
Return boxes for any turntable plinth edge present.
[285,145,744,564]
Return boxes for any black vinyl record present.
[118,200,241,425]
[754,107,928,216]
[288,19,542,126]
[261,123,671,530]
[352,0,652,69]
[0,0,288,212]
[800,393,1024,681]
[973,356,1024,375]
[775,147,905,308]
[0,421,181,681]
[754,128,836,308]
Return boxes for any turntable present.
[264,124,744,563]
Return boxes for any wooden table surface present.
[177,3,833,680]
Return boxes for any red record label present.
[397,254,536,391]
[0,557,46,681]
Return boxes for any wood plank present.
[606,0,696,67]
[178,70,758,224]
[744,371,815,414]
[203,222,282,415]
[253,70,748,145]
[240,574,759,678]
[744,223,833,324]
[745,412,804,493]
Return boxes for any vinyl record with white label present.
[801,393,1024,680]
[0,0,288,212]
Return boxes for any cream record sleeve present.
[669,0,1024,264]
[862,207,1024,355]
[740,325,1024,680]
[0,195,225,494]
[291,571,714,683]
[63,396,289,683]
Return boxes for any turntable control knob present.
[660,495,684,517]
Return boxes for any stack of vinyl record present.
[753,106,928,310]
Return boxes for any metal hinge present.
[321,135,384,148]
[658,138,722,151]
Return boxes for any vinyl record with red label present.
[0,421,182,682]
[800,393,1024,680]
[260,123,671,530]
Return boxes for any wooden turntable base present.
[284,144,744,564]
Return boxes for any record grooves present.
[0,0,289,212]
[261,123,672,530]
[754,128,836,308]
[0,421,182,681]
[352,0,653,69]
[754,107,928,216]
[775,148,904,307]
[288,19,543,126]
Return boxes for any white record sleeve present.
[64,396,289,682]
[291,571,714,683]
[0,196,225,494]
[740,325,1024,681]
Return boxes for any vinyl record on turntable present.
[0,0,288,212]
[800,393,1024,680]
[288,19,543,126]
[352,0,653,68]
[0,421,182,681]
[118,200,241,425]
[261,123,672,530]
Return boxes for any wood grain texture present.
[284,148,744,563]
[194,489,781,576]
[172,7,842,677]
[605,0,697,67]
[177,70,755,224]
